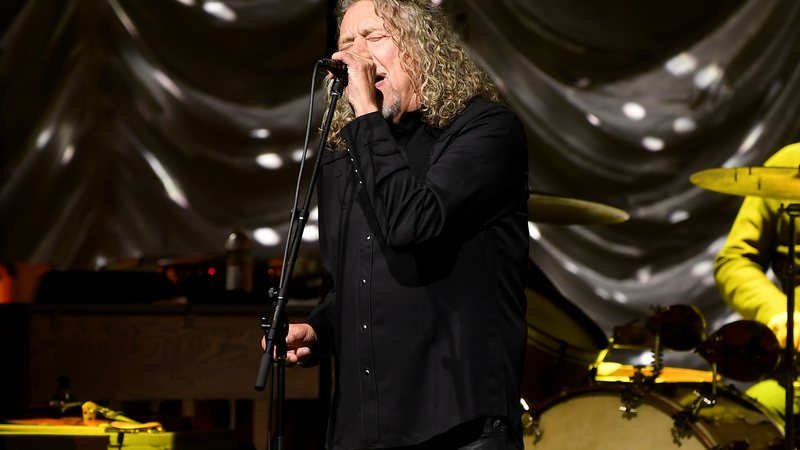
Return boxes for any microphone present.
[319,58,348,81]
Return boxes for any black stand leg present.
[783,203,799,450]
[253,71,346,450]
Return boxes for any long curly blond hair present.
[324,0,501,150]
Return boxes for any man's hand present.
[330,50,379,118]
[767,311,800,349]
[261,323,318,367]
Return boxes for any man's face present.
[339,0,419,123]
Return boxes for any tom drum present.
[523,284,609,403]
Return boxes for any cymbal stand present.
[618,327,663,420]
[253,68,346,450]
[783,203,799,450]
[650,315,664,380]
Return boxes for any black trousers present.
[386,416,523,450]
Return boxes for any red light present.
[207,267,217,276]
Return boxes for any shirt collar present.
[390,110,423,137]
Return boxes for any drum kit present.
[523,164,800,449]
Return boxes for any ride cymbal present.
[528,193,629,225]
[690,166,800,200]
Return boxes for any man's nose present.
[351,37,371,58]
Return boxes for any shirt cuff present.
[341,112,398,156]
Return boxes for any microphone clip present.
[319,58,348,85]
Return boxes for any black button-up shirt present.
[307,98,529,449]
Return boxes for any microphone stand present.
[783,203,799,450]
[254,73,346,450]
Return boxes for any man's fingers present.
[285,347,311,366]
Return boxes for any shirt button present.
[365,234,371,241]
[360,279,367,286]
[364,369,371,376]
[360,324,368,332]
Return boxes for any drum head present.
[527,389,706,450]
[524,383,784,450]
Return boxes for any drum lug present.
[521,410,543,444]
[671,411,694,445]
[671,389,716,446]
[619,374,646,418]
[530,414,543,444]
[520,397,544,445]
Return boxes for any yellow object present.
[714,142,800,326]
[81,401,160,431]
[594,362,715,383]
[0,423,236,450]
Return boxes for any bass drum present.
[523,383,784,450]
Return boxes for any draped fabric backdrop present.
[3,0,800,369]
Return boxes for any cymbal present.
[690,166,800,200]
[528,194,629,225]
[594,363,715,383]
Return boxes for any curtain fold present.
[2,1,800,354]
